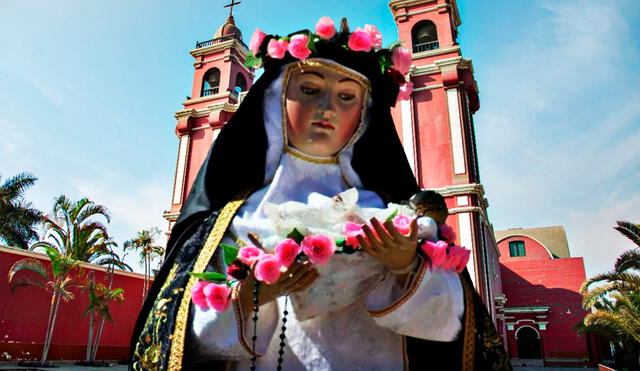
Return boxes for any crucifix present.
[224,0,241,17]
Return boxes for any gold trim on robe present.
[167,193,250,371]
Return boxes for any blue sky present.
[1,0,638,277]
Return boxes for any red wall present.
[0,247,147,361]
[499,242,590,363]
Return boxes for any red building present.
[164,0,506,336]
[496,226,594,366]
[0,246,147,362]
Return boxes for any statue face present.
[285,65,366,157]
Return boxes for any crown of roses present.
[246,17,413,103]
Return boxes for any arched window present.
[234,73,247,94]
[516,326,542,359]
[202,68,221,97]
[411,20,439,53]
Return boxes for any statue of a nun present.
[129,17,510,371]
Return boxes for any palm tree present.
[579,221,640,369]
[0,172,42,249]
[31,195,131,271]
[8,246,80,364]
[81,270,124,363]
[124,227,164,302]
[85,243,125,363]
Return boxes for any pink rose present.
[364,24,382,49]
[439,224,457,244]
[191,280,208,310]
[254,254,282,284]
[288,34,312,60]
[347,28,373,52]
[396,82,413,102]
[248,28,266,54]
[315,16,336,39]
[301,234,336,265]
[237,246,264,266]
[421,240,448,268]
[441,245,470,273]
[274,238,302,268]
[344,222,365,248]
[267,38,289,59]
[391,47,412,75]
[453,246,471,273]
[392,214,413,235]
[203,282,232,312]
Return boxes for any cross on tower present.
[224,0,241,17]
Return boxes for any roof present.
[494,225,570,258]
[214,15,243,40]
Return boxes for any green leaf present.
[189,271,227,283]
[43,245,59,260]
[379,54,393,74]
[287,228,305,244]
[221,243,239,267]
[336,238,346,247]
[244,52,262,68]
[385,209,398,222]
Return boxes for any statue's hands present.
[358,217,419,271]
[239,261,318,316]
[261,261,319,301]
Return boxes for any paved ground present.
[0,362,128,371]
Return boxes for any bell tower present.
[389,0,506,332]
[163,3,254,232]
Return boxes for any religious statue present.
[129,16,510,371]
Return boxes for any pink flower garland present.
[301,234,336,265]
[267,38,289,59]
[315,17,336,39]
[191,280,232,312]
[288,34,312,60]
[347,27,373,52]
[255,254,282,284]
[274,238,302,268]
[191,219,468,313]
[420,225,470,273]
[248,28,266,54]
[391,47,412,75]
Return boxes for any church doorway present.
[516,326,542,359]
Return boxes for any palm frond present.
[0,172,38,201]
[92,257,133,271]
[614,249,640,272]
[9,276,49,293]
[614,221,640,248]
[8,258,49,282]
[581,269,640,291]
[77,204,111,224]
[29,240,56,252]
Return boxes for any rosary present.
[249,282,289,371]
